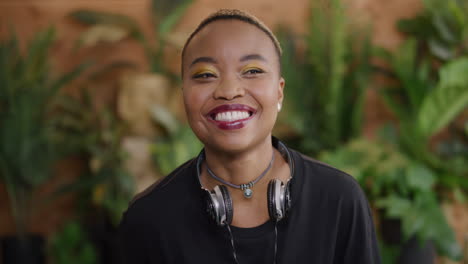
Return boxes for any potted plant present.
[276,0,372,156]
[48,88,134,263]
[370,1,468,261]
[320,138,462,263]
[0,27,86,264]
[66,0,193,139]
[374,0,468,186]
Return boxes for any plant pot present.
[398,236,435,264]
[380,217,403,245]
[85,209,125,264]
[380,217,435,264]
[1,234,45,264]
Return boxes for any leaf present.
[69,9,139,30]
[432,14,457,43]
[376,195,412,218]
[418,58,468,137]
[429,38,454,60]
[416,194,462,260]
[379,87,409,122]
[405,163,436,191]
[453,187,466,203]
[439,57,468,87]
[49,62,91,99]
[158,0,192,37]
[150,104,179,134]
[151,125,202,175]
[152,0,190,21]
[307,0,347,148]
[77,24,130,47]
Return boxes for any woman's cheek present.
[184,86,208,120]
[249,80,280,105]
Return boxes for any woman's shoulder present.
[125,158,197,213]
[292,149,365,200]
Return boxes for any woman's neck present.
[203,137,274,185]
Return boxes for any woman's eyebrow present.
[190,57,217,67]
[240,54,267,62]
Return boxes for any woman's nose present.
[213,75,245,100]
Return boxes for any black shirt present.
[119,142,381,264]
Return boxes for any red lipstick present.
[206,104,256,130]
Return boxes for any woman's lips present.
[206,104,256,130]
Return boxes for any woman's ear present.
[277,77,285,110]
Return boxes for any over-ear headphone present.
[202,179,291,226]
[196,142,292,227]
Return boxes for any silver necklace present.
[205,151,275,199]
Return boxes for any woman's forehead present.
[183,20,277,65]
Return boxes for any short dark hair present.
[181,9,282,76]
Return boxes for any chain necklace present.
[205,151,275,198]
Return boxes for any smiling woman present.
[119,9,381,264]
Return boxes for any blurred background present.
[0,0,467,263]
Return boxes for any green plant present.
[277,0,372,155]
[320,138,462,260]
[69,0,192,79]
[49,221,97,264]
[321,1,468,261]
[375,0,468,191]
[66,0,197,178]
[397,0,467,60]
[0,27,86,237]
[50,90,134,226]
[150,104,202,175]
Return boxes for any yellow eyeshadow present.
[242,64,263,72]
[191,67,216,76]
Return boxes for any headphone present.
[196,141,293,227]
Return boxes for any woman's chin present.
[202,133,271,156]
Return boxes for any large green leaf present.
[69,9,143,43]
[69,10,139,30]
[405,164,436,191]
[376,195,412,218]
[151,125,202,175]
[151,0,189,21]
[438,57,468,87]
[157,0,192,37]
[418,58,468,137]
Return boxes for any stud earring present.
[277,103,282,111]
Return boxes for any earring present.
[277,103,282,112]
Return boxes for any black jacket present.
[119,140,381,264]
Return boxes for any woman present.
[120,9,381,264]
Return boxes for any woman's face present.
[182,19,284,153]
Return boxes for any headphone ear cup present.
[204,185,232,226]
[267,180,277,221]
[268,179,291,222]
[218,185,233,225]
[284,180,292,215]
[203,189,218,224]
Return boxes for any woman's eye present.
[193,72,216,79]
[243,68,264,75]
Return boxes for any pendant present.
[243,188,253,198]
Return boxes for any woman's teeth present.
[214,111,250,122]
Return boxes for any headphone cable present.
[226,225,240,264]
[274,222,278,264]
[225,222,279,264]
